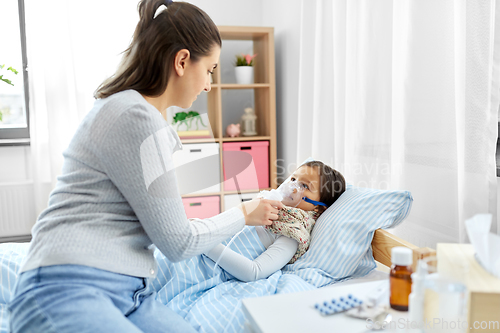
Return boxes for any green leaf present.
[0,75,14,86]
[7,67,18,75]
[0,65,18,85]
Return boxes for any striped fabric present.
[151,226,316,332]
[283,184,413,287]
[0,243,29,333]
[0,230,315,333]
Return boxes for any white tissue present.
[465,214,500,278]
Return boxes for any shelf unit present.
[165,26,277,212]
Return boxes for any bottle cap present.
[391,246,413,266]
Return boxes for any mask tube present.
[214,228,244,271]
[302,196,327,207]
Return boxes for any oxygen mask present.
[259,178,327,208]
[276,179,306,208]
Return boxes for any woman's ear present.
[173,49,190,77]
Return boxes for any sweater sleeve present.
[204,236,298,282]
[96,104,245,262]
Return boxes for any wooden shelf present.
[213,83,270,89]
[180,136,271,144]
[181,192,221,198]
[169,26,277,213]
[223,188,271,195]
[179,138,218,144]
[218,26,274,40]
[181,188,271,199]
[221,136,270,142]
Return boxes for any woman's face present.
[290,165,321,211]
[172,46,221,109]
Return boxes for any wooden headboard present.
[371,229,435,271]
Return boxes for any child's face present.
[290,165,321,211]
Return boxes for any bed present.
[0,184,433,333]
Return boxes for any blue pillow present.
[282,184,413,287]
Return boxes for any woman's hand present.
[237,198,283,226]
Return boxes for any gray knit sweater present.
[20,90,245,278]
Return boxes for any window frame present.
[0,0,30,146]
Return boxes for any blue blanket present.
[0,228,326,332]
[0,242,29,333]
[151,226,317,332]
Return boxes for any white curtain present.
[296,0,500,247]
[24,0,137,215]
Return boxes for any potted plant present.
[0,64,18,122]
[234,53,256,85]
[172,110,211,139]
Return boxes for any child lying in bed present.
[204,161,346,282]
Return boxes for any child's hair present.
[95,0,221,99]
[301,161,346,215]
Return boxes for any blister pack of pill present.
[313,294,363,316]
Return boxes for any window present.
[0,0,30,145]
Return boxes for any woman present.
[7,1,282,332]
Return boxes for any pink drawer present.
[182,196,220,219]
[223,141,269,191]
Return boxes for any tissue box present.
[437,243,500,333]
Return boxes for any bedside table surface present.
[242,272,409,333]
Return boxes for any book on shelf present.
[177,130,212,139]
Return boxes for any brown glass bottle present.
[389,247,413,311]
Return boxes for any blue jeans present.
[8,265,197,333]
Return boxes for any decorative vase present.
[241,107,257,136]
[235,66,254,85]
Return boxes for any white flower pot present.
[235,66,254,85]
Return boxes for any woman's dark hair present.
[94,0,221,99]
[301,161,346,215]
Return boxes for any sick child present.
[204,161,346,282]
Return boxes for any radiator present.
[0,181,36,238]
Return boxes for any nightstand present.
[242,271,410,333]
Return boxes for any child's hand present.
[238,198,283,226]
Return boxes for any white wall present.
[188,0,264,26]
[0,147,30,183]
[262,0,301,179]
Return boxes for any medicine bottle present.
[390,246,413,311]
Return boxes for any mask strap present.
[302,196,327,207]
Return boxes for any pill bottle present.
[390,246,413,311]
